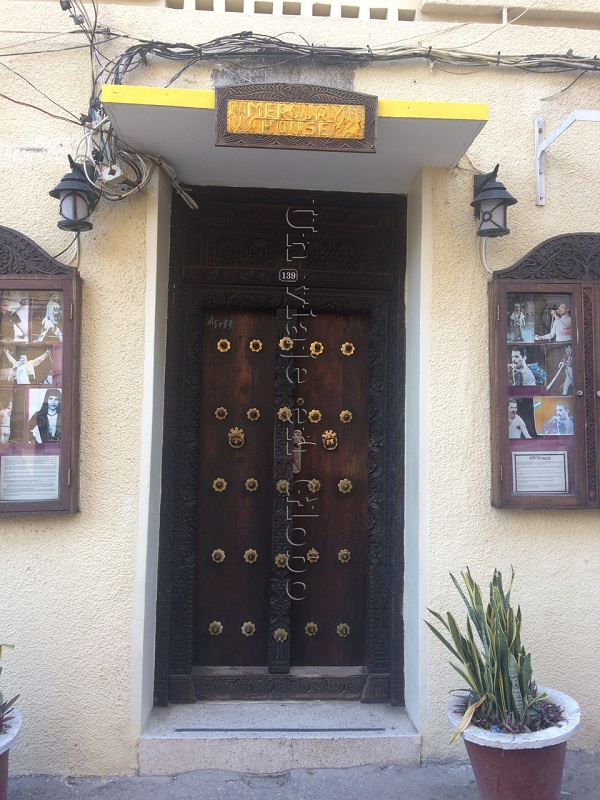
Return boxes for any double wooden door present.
[156,187,406,706]
[195,308,368,671]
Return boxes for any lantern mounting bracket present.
[535,109,600,206]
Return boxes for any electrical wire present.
[479,237,494,276]
[51,233,79,260]
[6,9,599,222]
[98,33,600,88]
[0,59,80,120]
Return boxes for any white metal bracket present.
[535,110,600,205]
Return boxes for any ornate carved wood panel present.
[155,188,406,705]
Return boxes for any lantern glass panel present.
[59,191,89,223]
[479,198,507,236]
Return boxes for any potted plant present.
[0,644,20,800]
[426,568,580,800]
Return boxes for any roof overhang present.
[101,85,487,194]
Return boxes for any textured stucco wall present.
[1,0,599,775]
[0,5,148,774]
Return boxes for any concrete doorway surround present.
[146,185,415,772]
[136,169,434,775]
[132,85,483,770]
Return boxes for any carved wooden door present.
[156,187,406,706]
[194,308,368,673]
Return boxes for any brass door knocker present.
[322,429,338,450]
[228,427,245,448]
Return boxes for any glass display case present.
[490,234,600,508]
[0,228,80,513]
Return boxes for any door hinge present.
[499,464,503,482]
[70,303,73,320]
[497,304,500,322]
[67,469,71,486]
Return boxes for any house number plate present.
[279,268,298,283]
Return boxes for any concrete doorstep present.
[8,752,599,800]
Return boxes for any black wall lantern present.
[49,156,99,232]
[471,164,517,237]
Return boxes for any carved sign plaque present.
[216,84,377,153]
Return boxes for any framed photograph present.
[0,227,80,513]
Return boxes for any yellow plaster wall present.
[0,7,148,774]
[410,29,600,755]
[1,0,600,774]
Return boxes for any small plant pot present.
[447,688,580,800]
[0,709,22,800]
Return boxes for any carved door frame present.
[154,187,406,705]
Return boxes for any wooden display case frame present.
[0,227,80,514]
[490,233,600,509]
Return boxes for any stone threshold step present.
[139,701,420,775]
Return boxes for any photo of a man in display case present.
[2,348,52,385]
[508,399,533,439]
[508,347,546,387]
[540,401,574,436]
[535,302,572,342]
[29,388,61,443]
[0,295,28,342]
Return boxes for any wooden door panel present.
[289,313,369,666]
[194,310,276,666]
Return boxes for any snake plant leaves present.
[427,568,563,735]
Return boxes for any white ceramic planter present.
[447,687,580,750]
[0,709,21,757]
